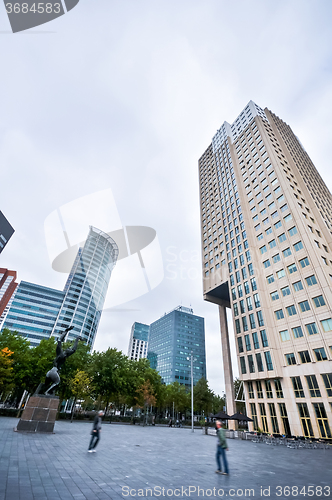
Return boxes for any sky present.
[1,0,332,396]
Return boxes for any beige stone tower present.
[199,101,332,438]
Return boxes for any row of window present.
[286,346,331,365]
[240,349,273,374]
[274,294,327,321]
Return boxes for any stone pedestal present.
[16,395,59,433]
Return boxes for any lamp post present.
[187,350,197,433]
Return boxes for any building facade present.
[0,269,18,328]
[147,306,206,386]
[199,101,332,438]
[128,322,149,361]
[0,211,15,254]
[1,226,119,348]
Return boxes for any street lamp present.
[187,350,197,433]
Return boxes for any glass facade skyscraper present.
[199,100,332,438]
[1,226,118,348]
[147,306,206,386]
[128,322,149,361]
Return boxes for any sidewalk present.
[0,417,331,499]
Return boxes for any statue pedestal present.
[16,395,59,433]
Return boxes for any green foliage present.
[0,347,14,396]
[193,378,214,415]
[164,382,190,413]
[0,328,31,399]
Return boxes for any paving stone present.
[0,417,331,499]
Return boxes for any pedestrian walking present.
[88,410,104,452]
[215,420,229,475]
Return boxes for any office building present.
[128,322,149,361]
[199,101,332,438]
[0,269,18,328]
[0,211,15,254]
[1,226,118,348]
[147,306,206,386]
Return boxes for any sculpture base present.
[16,395,59,433]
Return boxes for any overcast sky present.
[1,0,332,395]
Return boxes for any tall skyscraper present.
[0,211,15,254]
[0,269,18,328]
[128,322,149,361]
[199,101,332,438]
[1,226,118,348]
[147,306,206,386]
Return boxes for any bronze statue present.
[35,326,82,396]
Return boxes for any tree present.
[0,347,14,397]
[135,380,156,425]
[69,370,94,421]
[193,378,214,415]
[0,329,31,403]
[165,382,190,417]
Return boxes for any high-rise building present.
[1,226,118,348]
[0,211,15,254]
[147,306,206,386]
[128,322,149,361]
[199,101,332,438]
[0,269,18,328]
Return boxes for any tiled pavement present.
[0,417,331,499]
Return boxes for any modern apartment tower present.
[147,306,206,386]
[1,227,118,348]
[0,211,15,254]
[199,101,332,439]
[128,322,149,361]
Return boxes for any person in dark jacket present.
[88,411,104,452]
[215,420,229,475]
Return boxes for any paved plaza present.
[0,417,331,500]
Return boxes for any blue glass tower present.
[147,306,206,386]
[1,226,118,348]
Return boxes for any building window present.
[293,241,303,252]
[277,269,285,279]
[260,245,267,254]
[242,316,248,332]
[235,319,241,334]
[297,403,314,437]
[263,259,271,268]
[250,403,258,431]
[274,220,282,230]
[260,329,268,347]
[305,375,321,397]
[313,403,331,439]
[287,263,297,274]
[244,281,250,294]
[291,376,305,397]
[267,274,274,284]
[286,305,297,316]
[280,329,290,341]
[293,280,303,292]
[271,291,279,301]
[282,247,291,258]
[259,403,269,433]
[240,300,245,314]
[275,309,284,320]
[275,379,284,398]
[240,357,246,374]
[237,336,244,353]
[249,313,256,329]
[292,326,304,338]
[299,350,311,363]
[268,403,279,434]
[313,295,326,308]
[278,233,286,243]
[281,286,291,297]
[248,354,255,373]
[288,226,298,237]
[321,318,332,332]
[299,257,309,268]
[269,239,277,249]
[305,322,318,335]
[256,310,264,327]
[299,300,310,312]
[233,303,239,316]
[321,373,332,397]
[272,253,281,263]
[264,351,273,370]
[278,403,291,435]
[313,347,327,362]
[244,334,251,351]
[286,353,296,365]
[265,380,273,399]
[256,380,263,398]
[246,296,253,311]
[305,275,317,286]
[252,331,259,349]
[248,381,254,398]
